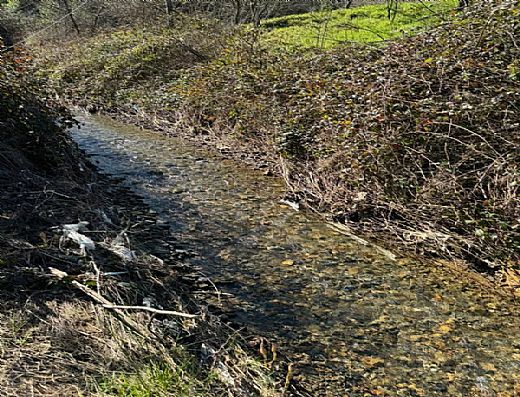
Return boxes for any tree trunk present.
[233,0,242,25]
[165,0,174,26]
[250,0,260,26]
[60,0,81,34]
[458,0,470,10]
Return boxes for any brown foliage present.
[177,1,519,270]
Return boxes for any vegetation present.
[37,1,519,282]
[0,35,278,397]
[42,18,231,108]
[98,362,194,397]
[0,0,373,41]
[183,2,519,273]
[1,0,519,395]
[262,0,457,48]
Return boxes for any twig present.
[102,305,199,319]
[90,260,101,295]
[70,280,145,337]
[42,188,77,200]
[431,120,501,157]
[196,271,223,304]
[102,271,130,277]
[282,363,295,397]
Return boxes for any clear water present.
[71,115,520,396]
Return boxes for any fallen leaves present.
[361,356,385,368]
[434,318,456,336]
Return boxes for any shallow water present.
[71,115,520,396]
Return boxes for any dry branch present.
[102,304,199,319]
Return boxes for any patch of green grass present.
[97,362,207,397]
[5,313,34,347]
[261,0,457,48]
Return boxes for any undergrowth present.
[38,1,520,286]
[0,40,279,397]
[97,361,203,397]
[39,16,232,109]
[176,1,520,274]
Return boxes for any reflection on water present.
[72,115,520,396]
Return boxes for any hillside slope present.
[40,1,519,288]
[261,0,456,47]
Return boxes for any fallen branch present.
[103,304,199,319]
[53,270,198,320]
[70,280,146,338]
[70,281,179,369]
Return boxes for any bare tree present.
[165,0,174,25]
[59,0,80,34]
[458,0,470,10]
[231,0,242,24]
[227,0,280,25]
[249,0,278,26]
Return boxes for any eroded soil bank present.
[70,114,520,396]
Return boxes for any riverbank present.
[67,113,520,396]
[36,1,519,294]
[0,47,280,397]
[71,97,520,301]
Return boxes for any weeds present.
[37,1,519,283]
[97,362,201,397]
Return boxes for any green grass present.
[97,362,207,397]
[261,0,457,48]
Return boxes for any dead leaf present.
[436,318,455,334]
[361,356,385,367]
[481,363,497,372]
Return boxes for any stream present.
[71,115,519,396]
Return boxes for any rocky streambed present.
[72,114,520,397]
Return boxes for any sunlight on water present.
[72,115,520,396]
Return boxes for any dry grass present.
[0,217,282,397]
[0,48,281,397]
[0,191,282,397]
[1,301,114,397]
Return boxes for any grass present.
[261,0,458,48]
[36,1,519,285]
[97,362,204,397]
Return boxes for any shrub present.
[175,1,520,269]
